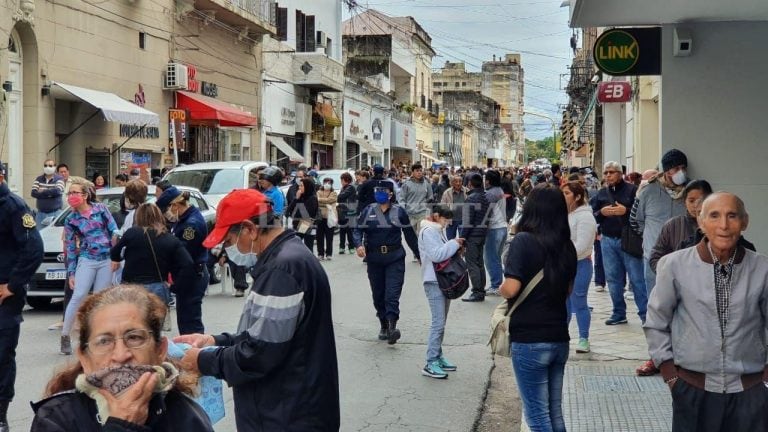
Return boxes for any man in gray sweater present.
[644,192,768,432]
[401,163,433,259]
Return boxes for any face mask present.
[43,167,56,176]
[323,184,332,190]
[165,210,178,223]
[67,194,84,208]
[672,170,687,186]
[225,231,258,268]
[374,191,389,204]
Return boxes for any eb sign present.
[597,82,632,103]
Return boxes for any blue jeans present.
[601,236,647,322]
[593,239,605,286]
[644,257,657,295]
[446,220,460,240]
[143,282,170,305]
[567,258,593,339]
[63,257,113,335]
[484,228,507,290]
[424,281,450,363]
[511,342,569,432]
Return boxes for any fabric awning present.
[346,136,382,154]
[269,137,305,163]
[176,91,257,127]
[52,82,160,126]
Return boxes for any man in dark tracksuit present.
[0,162,44,432]
[461,174,490,302]
[354,187,419,344]
[177,189,339,431]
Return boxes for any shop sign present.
[119,124,160,139]
[134,84,146,107]
[201,81,218,98]
[597,82,632,103]
[594,28,661,76]
[281,107,296,126]
[186,65,200,92]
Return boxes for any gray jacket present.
[630,179,686,259]
[484,186,507,230]
[644,241,768,393]
[401,178,433,217]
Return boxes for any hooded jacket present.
[629,176,686,259]
[418,220,461,283]
[568,204,597,260]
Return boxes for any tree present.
[524,135,559,164]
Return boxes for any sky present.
[342,0,573,140]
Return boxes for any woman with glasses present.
[60,178,118,356]
[31,285,213,431]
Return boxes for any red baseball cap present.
[202,189,272,248]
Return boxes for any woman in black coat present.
[287,178,319,251]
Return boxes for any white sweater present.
[569,204,597,260]
[418,220,461,282]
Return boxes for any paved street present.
[8,247,499,431]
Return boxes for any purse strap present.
[145,230,164,283]
[505,269,544,317]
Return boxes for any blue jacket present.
[353,203,419,261]
[0,182,43,327]
[171,206,208,265]
[262,185,285,217]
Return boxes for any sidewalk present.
[522,285,672,431]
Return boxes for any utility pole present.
[523,111,557,165]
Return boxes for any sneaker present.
[168,295,177,309]
[48,321,63,331]
[486,288,500,296]
[624,291,634,301]
[422,361,448,379]
[636,359,660,376]
[605,316,628,326]
[438,356,457,371]
[234,289,245,298]
[576,338,590,353]
[325,255,332,261]
[317,255,325,261]
[462,292,485,302]
[349,248,355,255]
[60,335,72,355]
[339,249,346,255]
[594,285,605,293]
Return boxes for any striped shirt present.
[64,203,118,276]
[31,174,65,213]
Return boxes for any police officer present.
[0,161,44,432]
[353,186,419,344]
[356,163,397,212]
[156,186,208,334]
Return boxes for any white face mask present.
[43,167,56,176]
[165,210,178,223]
[323,183,332,190]
[672,170,687,186]
[225,230,258,268]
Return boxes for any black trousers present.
[338,219,354,249]
[672,379,768,432]
[465,236,486,295]
[316,218,335,257]
[366,250,406,321]
[0,325,20,401]
[176,266,208,335]
[230,263,249,291]
[297,232,315,252]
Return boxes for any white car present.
[162,161,269,208]
[28,185,215,309]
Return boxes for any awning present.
[346,136,381,154]
[269,137,305,163]
[420,152,444,163]
[52,82,160,126]
[176,91,257,127]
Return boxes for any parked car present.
[27,185,215,309]
[278,169,354,197]
[162,161,269,208]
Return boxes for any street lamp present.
[523,111,557,165]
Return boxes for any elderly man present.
[644,192,768,432]
[591,161,646,325]
[441,175,467,240]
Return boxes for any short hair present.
[411,163,423,172]
[485,170,501,187]
[430,204,454,219]
[683,179,713,200]
[551,164,561,174]
[56,163,69,172]
[114,173,128,183]
[124,179,148,206]
[469,173,483,189]
[561,181,587,207]
[340,172,353,184]
[700,192,748,221]
[451,175,463,183]
[356,170,370,180]
[603,161,622,173]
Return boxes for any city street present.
[8,248,499,431]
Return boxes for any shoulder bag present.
[487,269,544,358]
[145,230,172,332]
[419,228,470,299]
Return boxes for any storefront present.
[263,83,308,172]
[390,118,416,169]
[174,90,257,165]
[311,101,341,169]
[343,99,384,170]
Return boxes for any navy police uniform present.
[353,202,418,342]
[0,178,43,422]
[171,205,208,334]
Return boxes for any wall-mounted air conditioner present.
[164,63,189,90]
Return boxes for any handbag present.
[327,204,338,228]
[487,269,544,358]
[146,231,172,332]
[297,219,312,234]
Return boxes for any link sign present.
[593,28,661,76]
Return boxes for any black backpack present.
[421,228,470,299]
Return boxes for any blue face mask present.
[374,191,389,204]
[225,231,258,268]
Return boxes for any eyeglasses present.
[44,164,55,168]
[603,170,619,175]
[85,329,155,355]
[66,191,86,196]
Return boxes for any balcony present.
[194,0,276,35]
[292,52,344,92]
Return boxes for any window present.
[295,10,315,53]
[276,6,288,41]
[139,32,146,50]
[462,82,467,87]
[455,82,460,88]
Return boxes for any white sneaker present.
[594,285,605,293]
[624,291,634,301]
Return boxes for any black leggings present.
[316,218,335,257]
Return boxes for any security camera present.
[590,74,600,84]
[673,27,692,57]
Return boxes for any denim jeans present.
[63,257,113,335]
[423,281,450,363]
[484,228,507,290]
[511,342,569,432]
[143,282,170,305]
[567,258,593,339]
[601,236,647,322]
[644,257,657,295]
[593,239,605,286]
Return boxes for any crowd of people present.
[0,149,763,431]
